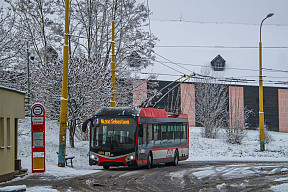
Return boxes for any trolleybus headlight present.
[126,153,135,161]
[90,152,99,161]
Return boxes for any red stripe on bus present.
[97,155,127,166]
[149,146,188,151]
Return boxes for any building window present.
[211,55,226,71]
[7,118,11,147]
[0,118,4,147]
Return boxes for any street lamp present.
[26,41,34,116]
[259,13,274,151]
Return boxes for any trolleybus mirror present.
[82,119,91,132]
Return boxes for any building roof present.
[141,20,288,88]
[0,86,26,95]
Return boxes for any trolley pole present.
[58,0,69,167]
[110,20,116,107]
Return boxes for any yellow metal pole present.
[110,20,116,107]
[259,41,265,151]
[58,0,69,167]
[258,13,273,152]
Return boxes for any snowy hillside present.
[17,117,288,177]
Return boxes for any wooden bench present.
[56,152,75,168]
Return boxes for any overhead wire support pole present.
[110,20,116,107]
[58,0,70,167]
[259,13,274,152]
[26,41,30,114]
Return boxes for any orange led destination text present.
[99,119,130,125]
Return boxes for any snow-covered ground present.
[3,118,288,191]
[188,127,288,161]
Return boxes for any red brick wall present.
[229,86,244,128]
[279,89,288,132]
[180,83,195,126]
[133,80,147,107]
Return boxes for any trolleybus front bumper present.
[89,152,137,167]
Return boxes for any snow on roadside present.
[188,127,288,161]
[271,183,288,192]
[18,118,101,179]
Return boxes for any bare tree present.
[37,56,111,147]
[69,0,156,64]
[3,0,156,147]
[4,0,64,112]
[224,104,253,144]
[223,86,253,144]
[195,69,228,139]
[0,2,24,70]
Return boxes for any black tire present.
[147,153,152,169]
[103,165,110,169]
[173,151,179,166]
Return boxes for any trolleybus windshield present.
[90,118,137,155]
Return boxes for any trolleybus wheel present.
[173,151,179,166]
[103,165,110,169]
[147,153,152,169]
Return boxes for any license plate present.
[105,152,110,156]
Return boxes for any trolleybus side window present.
[161,125,167,145]
[167,125,174,146]
[138,124,143,146]
[180,124,188,146]
[174,124,180,145]
[154,124,161,147]
[148,124,154,147]
[138,124,148,147]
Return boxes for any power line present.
[153,51,195,74]
[262,68,288,73]
[153,59,260,72]
[130,48,287,85]
[155,45,288,49]
[152,56,288,74]
[135,71,288,85]
[144,52,288,85]
[154,51,280,81]
[138,72,182,77]
[150,19,288,27]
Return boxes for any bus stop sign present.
[31,103,45,173]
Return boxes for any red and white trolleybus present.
[82,107,189,169]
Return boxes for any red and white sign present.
[31,103,45,173]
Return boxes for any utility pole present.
[110,20,116,107]
[259,13,274,152]
[26,41,30,113]
[58,0,69,167]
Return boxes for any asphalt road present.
[1,161,288,192]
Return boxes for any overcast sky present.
[139,0,288,26]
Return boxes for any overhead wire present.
[145,51,288,85]
[151,51,288,74]
[150,18,288,27]
[155,45,288,49]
